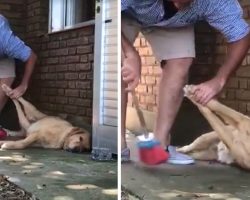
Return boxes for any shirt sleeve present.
[0,16,31,62]
[121,0,130,12]
[205,0,250,42]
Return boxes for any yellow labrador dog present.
[0,84,90,153]
[178,85,250,170]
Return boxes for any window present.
[49,0,95,32]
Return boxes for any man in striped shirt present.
[121,0,250,164]
[0,15,37,134]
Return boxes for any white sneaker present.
[167,145,195,165]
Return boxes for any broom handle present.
[131,90,149,138]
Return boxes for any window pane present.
[66,0,95,27]
[75,0,95,23]
[51,0,64,31]
[66,0,76,26]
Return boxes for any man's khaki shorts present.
[122,17,195,61]
[0,58,15,78]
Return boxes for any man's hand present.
[192,33,250,105]
[122,51,141,91]
[191,76,226,105]
[8,83,28,99]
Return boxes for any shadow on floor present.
[122,133,250,200]
[0,149,117,200]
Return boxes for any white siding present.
[102,0,117,127]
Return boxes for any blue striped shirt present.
[121,0,250,42]
[0,15,31,62]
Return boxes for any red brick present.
[47,41,59,49]
[76,81,91,89]
[239,79,248,89]
[68,64,76,71]
[81,55,88,63]
[236,90,250,100]
[145,76,155,85]
[56,97,68,104]
[145,95,156,104]
[64,105,78,114]
[68,82,76,89]
[55,81,68,88]
[77,46,92,54]
[46,58,59,64]
[236,67,250,77]
[226,78,239,88]
[67,56,80,63]
[56,65,68,72]
[76,63,91,71]
[65,89,79,97]
[137,85,147,93]
[65,73,78,80]
[68,48,76,55]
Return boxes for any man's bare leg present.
[154,58,193,147]
[121,79,128,150]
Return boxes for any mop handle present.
[131,90,149,138]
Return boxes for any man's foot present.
[121,148,130,163]
[167,145,195,165]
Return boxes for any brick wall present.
[219,0,250,114]
[131,0,250,117]
[0,0,94,127]
[127,35,160,112]
[25,0,94,126]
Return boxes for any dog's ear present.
[69,127,89,136]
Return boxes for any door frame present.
[92,0,117,155]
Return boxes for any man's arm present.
[20,51,37,87]
[121,32,141,91]
[193,33,250,105]
[9,51,37,99]
[217,33,250,85]
[1,17,37,98]
[193,0,250,105]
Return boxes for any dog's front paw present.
[1,142,12,150]
[0,141,5,148]
[1,143,6,150]
[1,84,13,96]
[177,145,191,153]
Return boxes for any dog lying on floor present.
[0,84,90,153]
[177,85,250,169]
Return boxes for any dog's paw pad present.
[177,146,190,153]
[1,84,12,95]
[1,143,8,149]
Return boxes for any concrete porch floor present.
[122,133,250,200]
[0,148,117,200]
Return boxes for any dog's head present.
[63,127,91,153]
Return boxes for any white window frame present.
[49,0,95,33]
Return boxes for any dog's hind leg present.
[205,100,247,124]
[18,98,46,121]
[12,99,30,130]
[188,148,218,161]
[177,131,219,153]
[1,133,38,150]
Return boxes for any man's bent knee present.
[161,58,193,78]
[162,57,193,69]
